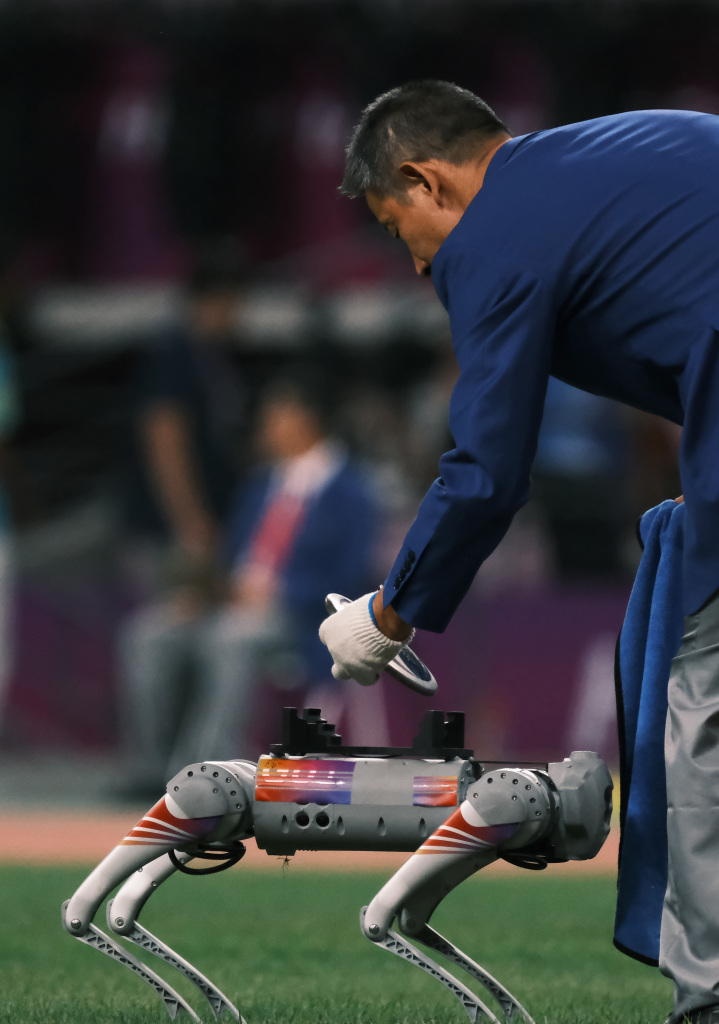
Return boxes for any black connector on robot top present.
[270,706,473,760]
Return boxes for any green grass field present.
[0,863,670,1024]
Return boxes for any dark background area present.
[0,0,702,522]
[0,0,707,769]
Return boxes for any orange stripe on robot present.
[120,797,223,847]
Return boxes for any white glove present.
[318,591,415,686]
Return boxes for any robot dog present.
[62,598,613,1024]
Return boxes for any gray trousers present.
[661,591,719,1021]
[118,602,297,786]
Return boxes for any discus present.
[324,593,438,697]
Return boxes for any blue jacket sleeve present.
[383,250,557,632]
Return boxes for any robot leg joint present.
[467,750,613,865]
[165,759,256,839]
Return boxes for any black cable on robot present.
[169,841,246,875]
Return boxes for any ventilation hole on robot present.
[315,812,330,828]
[295,800,309,807]
[337,816,345,835]
[377,817,387,837]
[295,811,310,827]
[281,815,289,834]
[419,818,428,838]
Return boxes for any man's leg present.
[117,602,200,790]
[168,606,295,772]
[660,592,719,1022]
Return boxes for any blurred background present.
[0,0,702,805]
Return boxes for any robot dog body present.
[62,708,612,1024]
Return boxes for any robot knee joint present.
[467,768,557,850]
[166,761,254,840]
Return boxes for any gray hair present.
[340,80,509,199]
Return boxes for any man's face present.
[191,290,238,341]
[366,186,463,276]
[258,398,322,460]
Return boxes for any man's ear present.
[398,160,442,199]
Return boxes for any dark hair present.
[341,80,509,199]
[261,365,336,433]
[187,238,250,297]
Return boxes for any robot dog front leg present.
[106,849,243,1023]
[63,759,255,937]
[362,752,612,1024]
[62,759,256,1022]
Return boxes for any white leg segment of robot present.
[62,610,613,1024]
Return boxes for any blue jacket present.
[614,499,685,964]
[384,111,719,630]
[224,458,378,677]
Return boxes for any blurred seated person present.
[122,241,247,598]
[116,371,378,796]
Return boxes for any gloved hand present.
[318,591,415,685]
